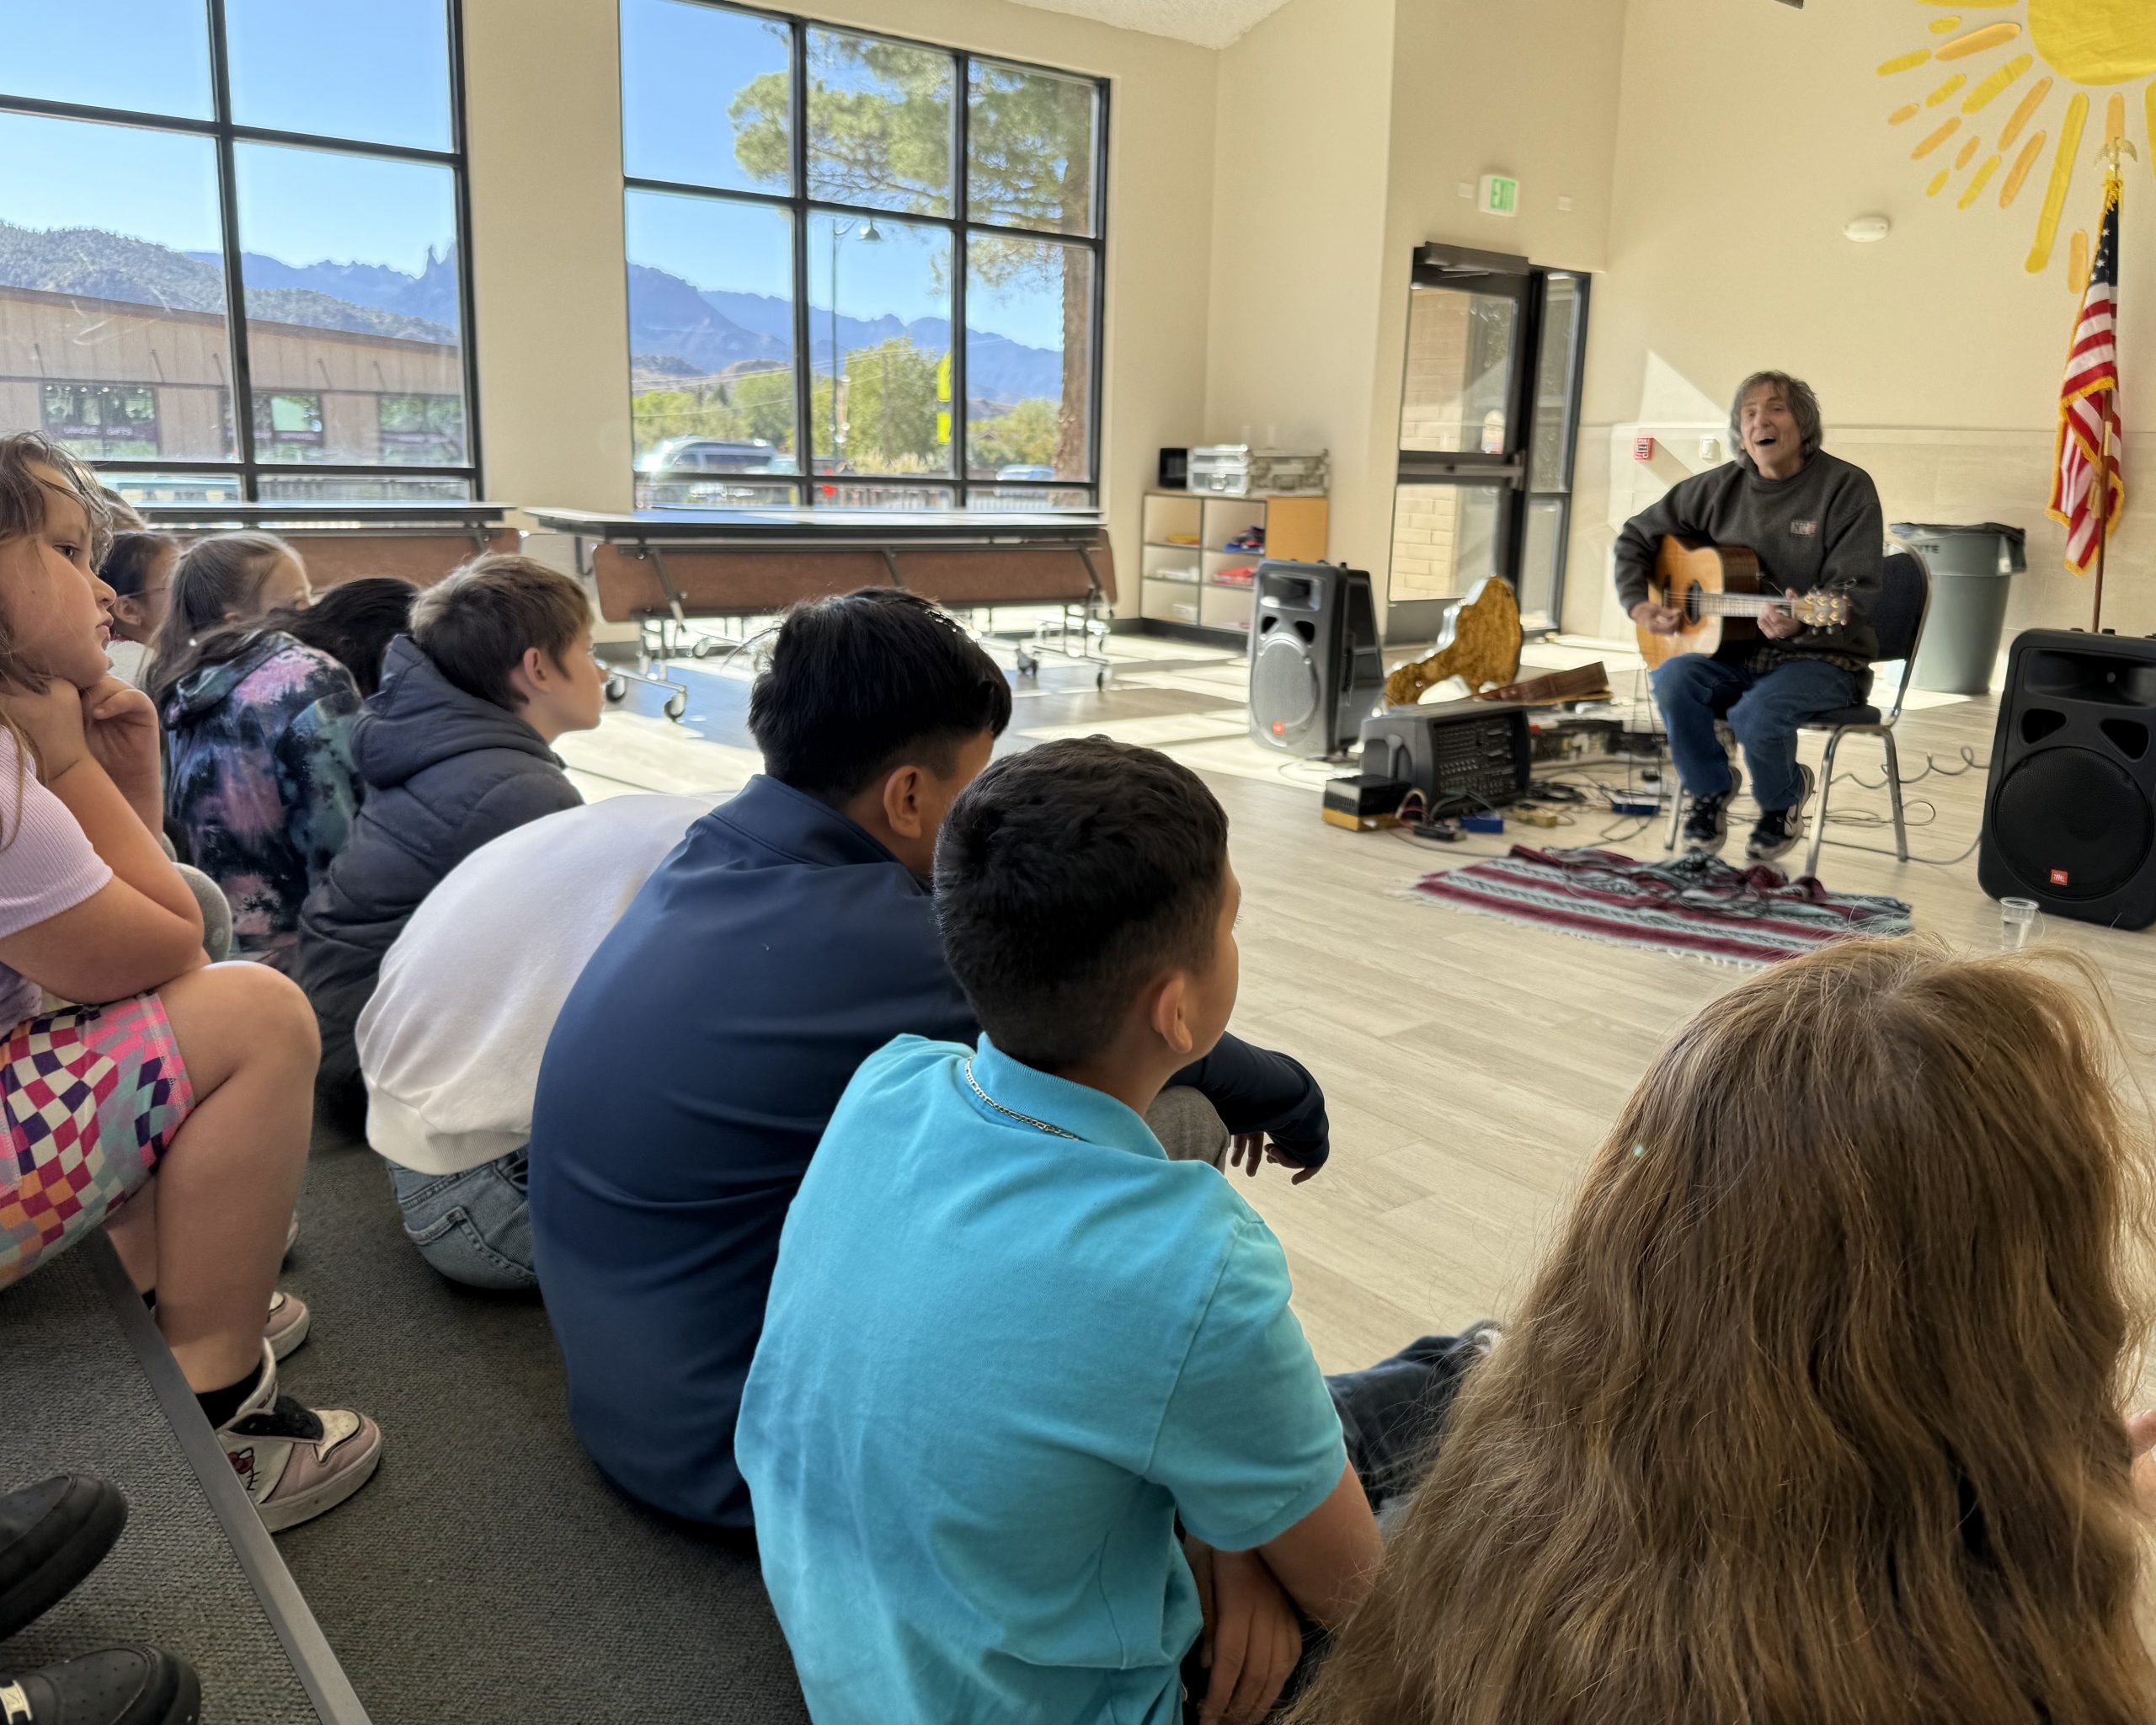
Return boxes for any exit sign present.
[1478,174,1519,216]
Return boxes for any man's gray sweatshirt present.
[1611,451,1884,665]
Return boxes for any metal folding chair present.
[1661,548,1933,877]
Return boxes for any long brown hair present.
[146,531,302,712]
[1292,939,2156,1725]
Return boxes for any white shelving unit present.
[1138,490,1329,645]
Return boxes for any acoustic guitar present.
[1383,575,1524,708]
[1636,537,1850,670]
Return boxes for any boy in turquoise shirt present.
[739,738,1492,1724]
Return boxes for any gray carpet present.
[272,1124,808,1725]
[0,1246,318,1722]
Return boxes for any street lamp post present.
[826,217,883,478]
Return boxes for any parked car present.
[634,437,779,476]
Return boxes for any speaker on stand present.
[1977,628,2156,929]
[1248,561,1385,759]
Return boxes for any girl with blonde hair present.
[1292,937,2156,1725]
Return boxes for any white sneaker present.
[215,1343,382,1533]
[264,1290,309,1362]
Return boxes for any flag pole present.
[2089,142,2132,632]
[2094,411,2112,632]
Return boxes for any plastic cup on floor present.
[1999,896,2040,951]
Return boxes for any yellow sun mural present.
[1879,0,2153,282]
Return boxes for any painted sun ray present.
[1880,50,1932,75]
[1927,72,1969,105]
[1918,0,2013,8]
[1959,153,2003,207]
[1890,102,1922,124]
[2148,85,2156,177]
[1913,116,1962,158]
[1956,135,1983,168]
[1929,169,1953,195]
[1936,21,2020,60]
[1999,77,2052,151]
[2025,92,2089,275]
[1929,15,1963,31]
[2002,131,2047,206]
[2105,93,2127,146]
[2069,231,2090,294]
[1962,54,2032,114]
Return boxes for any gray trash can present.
[1888,521,2028,696]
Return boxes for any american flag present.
[2051,174,2125,574]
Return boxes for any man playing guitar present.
[1614,371,1883,862]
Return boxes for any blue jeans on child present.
[1650,654,1864,811]
[387,1149,536,1291]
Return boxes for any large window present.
[621,2,1105,512]
[0,0,478,505]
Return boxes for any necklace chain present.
[963,1059,1080,1140]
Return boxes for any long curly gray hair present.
[1728,371,1823,472]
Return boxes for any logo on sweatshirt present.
[1790,519,1818,537]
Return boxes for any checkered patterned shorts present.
[0,996,194,1292]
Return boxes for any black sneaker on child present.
[1746,764,1817,866]
[0,1645,200,1725]
[0,1476,126,1642]
[1680,774,1741,856]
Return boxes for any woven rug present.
[1407,846,1914,965]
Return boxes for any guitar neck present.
[1687,591,1800,617]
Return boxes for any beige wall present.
[1566,0,2156,640]
[1193,0,1626,613]
[1365,0,1627,627]
[462,0,1219,610]
[1202,0,1396,578]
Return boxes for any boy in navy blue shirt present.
[531,593,1334,1530]
[739,738,1493,1725]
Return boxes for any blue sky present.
[2,0,1070,350]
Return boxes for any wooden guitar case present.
[1383,575,1524,707]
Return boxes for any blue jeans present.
[1650,654,1863,810]
[387,1148,537,1291]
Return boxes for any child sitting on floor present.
[143,531,312,714]
[1287,938,2156,1725]
[296,553,602,1124]
[739,737,1493,1725]
[157,581,417,965]
[96,530,177,688]
[0,432,380,1532]
[359,792,712,1289]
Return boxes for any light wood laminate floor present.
[569,629,2151,1376]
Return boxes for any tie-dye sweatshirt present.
[163,632,363,963]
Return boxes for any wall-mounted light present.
[1843,214,1892,243]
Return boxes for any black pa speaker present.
[1977,629,2156,929]
[1249,561,1385,758]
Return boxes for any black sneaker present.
[0,1646,200,1725]
[1682,792,1735,855]
[1747,765,1817,865]
[0,1476,126,1641]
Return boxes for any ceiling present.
[1006,0,1299,51]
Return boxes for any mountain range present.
[0,223,1065,405]
[625,271,1064,405]
[0,224,455,343]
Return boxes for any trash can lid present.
[1888,521,2026,545]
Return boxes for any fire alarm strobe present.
[1633,436,1656,462]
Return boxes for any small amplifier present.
[1358,702,1531,818]
[1321,772,1410,831]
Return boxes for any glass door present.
[1385,245,1588,642]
